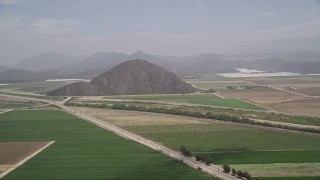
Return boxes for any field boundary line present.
[235,98,271,111]
[193,149,320,153]
[214,93,225,99]
[0,141,55,179]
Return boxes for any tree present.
[180,145,186,154]
[223,164,231,173]
[232,168,236,176]
[195,155,201,161]
[180,145,192,157]
[204,156,212,166]
[184,149,192,157]
[243,171,252,180]
[236,170,243,178]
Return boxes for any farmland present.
[104,93,265,110]
[0,95,43,109]
[230,163,320,177]
[0,90,64,101]
[0,81,71,94]
[189,81,257,90]
[0,141,52,177]
[0,110,215,180]
[187,74,320,116]
[2,75,320,179]
[0,102,41,109]
[71,97,320,127]
[75,107,320,178]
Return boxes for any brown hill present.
[48,59,196,96]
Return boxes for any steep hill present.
[48,60,196,96]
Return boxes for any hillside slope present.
[48,59,196,96]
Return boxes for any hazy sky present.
[1,0,320,66]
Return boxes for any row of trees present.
[223,164,253,180]
[180,145,213,166]
[65,101,320,134]
[179,146,252,179]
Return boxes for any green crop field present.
[124,123,320,152]
[197,150,320,164]
[0,81,69,93]
[118,118,320,178]
[0,110,216,180]
[104,94,265,110]
[258,177,320,180]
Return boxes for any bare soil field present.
[295,87,320,96]
[0,141,51,177]
[219,88,320,116]
[75,107,207,126]
[0,141,49,165]
[0,165,10,174]
[266,98,320,116]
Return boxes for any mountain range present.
[14,52,87,72]
[1,50,320,83]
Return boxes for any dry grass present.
[75,107,208,126]
[296,87,320,96]
[266,98,320,116]
[218,87,320,116]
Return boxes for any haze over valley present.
[1,1,320,180]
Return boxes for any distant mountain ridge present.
[0,69,60,83]
[1,50,320,83]
[48,59,196,96]
[14,52,87,72]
